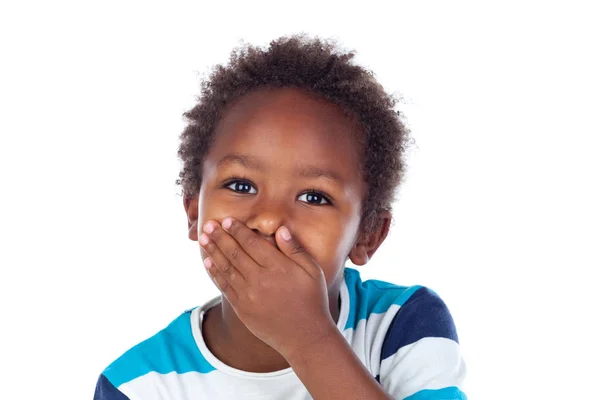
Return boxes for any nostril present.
[251,229,278,247]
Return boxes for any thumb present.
[275,226,315,269]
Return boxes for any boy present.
[94,35,467,400]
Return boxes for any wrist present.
[282,320,341,364]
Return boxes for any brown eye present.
[226,180,257,194]
[298,192,330,205]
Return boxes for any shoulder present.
[342,267,423,332]
[381,286,459,359]
[379,287,466,399]
[96,308,214,398]
[343,268,458,348]
[342,269,466,399]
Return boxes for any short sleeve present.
[378,287,467,399]
[94,374,131,400]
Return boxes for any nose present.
[245,204,287,245]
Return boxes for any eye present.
[297,191,331,205]
[225,180,257,194]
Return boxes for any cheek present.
[198,187,237,228]
[296,218,358,280]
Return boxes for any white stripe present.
[341,304,402,377]
[119,370,312,400]
[379,337,466,399]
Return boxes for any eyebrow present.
[216,153,344,184]
[217,154,264,170]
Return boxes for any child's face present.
[188,87,381,288]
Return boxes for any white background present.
[1,1,598,399]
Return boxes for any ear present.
[349,211,392,266]
[183,194,200,241]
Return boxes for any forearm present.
[285,328,393,400]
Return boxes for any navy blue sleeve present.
[376,287,467,399]
[94,374,130,400]
[381,287,459,361]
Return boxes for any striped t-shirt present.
[94,267,467,399]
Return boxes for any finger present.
[202,220,258,278]
[199,232,245,292]
[274,225,320,276]
[204,257,238,302]
[221,217,282,269]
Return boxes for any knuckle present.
[291,244,305,256]
[222,261,234,274]
[229,247,239,260]
[246,290,258,303]
[220,279,229,290]
[246,237,258,249]
[258,278,272,290]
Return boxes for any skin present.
[183,87,392,398]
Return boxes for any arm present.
[283,287,467,400]
[285,325,394,400]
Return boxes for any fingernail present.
[203,222,214,234]
[222,218,232,230]
[199,233,209,246]
[204,258,212,269]
[280,226,291,241]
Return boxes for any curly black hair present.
[176,34,411,234]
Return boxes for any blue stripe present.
[404,386,467,400]
[94,374,130,400]
[343,267,422,330]
[103,310,216,388]
[381,287,458,360]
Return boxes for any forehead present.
[207,87,364,180]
